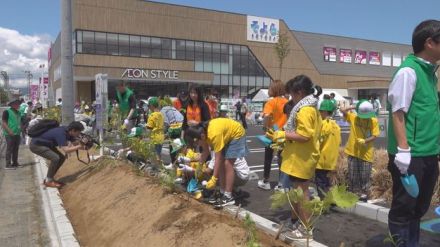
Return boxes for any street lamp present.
[1,71,10,104]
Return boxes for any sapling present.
[243,213,261,247]
[271,185,358,247]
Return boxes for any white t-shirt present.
[388,56,437,113]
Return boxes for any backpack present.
[27,119,60,137]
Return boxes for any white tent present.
[320,90,346,101]
[252,89,269,102]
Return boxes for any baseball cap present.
[148,97,159,107]
[355,99,375,119]
[319,99,336,112]
[127,127,142,138]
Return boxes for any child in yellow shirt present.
[316,99,341,198]
[146,97,165,162]
[341,100,380,201]
[266,75,322,239]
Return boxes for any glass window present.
[161,38,171,50]
[195,42,203,53]
[141,46,151,57]
[76,31,83,43]
[162,49,171,59]
[248,57,257,76]
[232,45,241,55]
[186,41,195,60]
[95,32,106,45]
[232,53,240,75]
[82,43,94,53]
[83,31,94,43]
[212,53,221,74]
[220,54,229,74]
[256,76,263,86]
[119,46,129,56]
[130,35,140,57]
[204,52,212,72]
[212,43,221,54]
[203,42,212,53]
[176,40,185,58]
[77,43,82,53]
[107,33,118,45]
[95,44,106,55]
[140,36,150,48]
[240,46,249,55]
[108,45,118,56]
[118,34,129,47]
[221,44,229,54]
[151,38,161,58]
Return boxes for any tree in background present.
[274,32,291,80]
[0,87,9,105]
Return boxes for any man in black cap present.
[2,99,22,169]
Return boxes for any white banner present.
[247,15,279,43]
[95,74,108,131]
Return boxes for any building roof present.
[292,30,413,78]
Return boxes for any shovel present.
[435,206,440,217]
[187,178,199,193]
[400,173,419,198]
[256,135,273,147]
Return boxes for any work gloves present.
[395,147,411,174]
[356,138,366,145]
[202,176,218,189]
[266,129,286,144]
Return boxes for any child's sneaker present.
[273,184,285,192]
[257,180,271,190]
[282,222,313,240]
[213,195,235,208]
[163,163,174,170]
[207,190,221,204]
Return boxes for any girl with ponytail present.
[265,75,322,239]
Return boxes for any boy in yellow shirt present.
[146,97,165,162]
[316,99,341,198]
[341,100,380,201]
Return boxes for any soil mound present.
[56,156,287,247]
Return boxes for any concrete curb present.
[335,201,389,224]
[34,155,80,247]
[224,206,328,247]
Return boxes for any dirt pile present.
[55,156,287,247]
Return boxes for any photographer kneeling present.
[29,121,85,188]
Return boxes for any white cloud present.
[0,27,52,88]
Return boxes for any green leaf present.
[326,185,358,209]
[270,191,288,209]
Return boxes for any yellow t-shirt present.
[344,112,380,162]
[207,118,245,152]
[281,106,322,180]
[263,97,288,129]
[317,118,341,171]
[146,111,164,144]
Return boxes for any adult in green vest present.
[115,82,137,131]
[387,20,440,246]
[2,99,22,170]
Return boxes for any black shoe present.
[12,163,23,168]
[213,195,235,208]
[4,165,16,170]
[359,194,368,202]
[207,190,222,204]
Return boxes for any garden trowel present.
[400,173,419,198]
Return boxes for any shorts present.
[223,136,248,159]
[281,174,308,189]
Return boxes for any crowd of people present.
[2,19,439,246]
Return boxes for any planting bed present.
[54,155,288,247]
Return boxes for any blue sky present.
[1,0,439,44]
[0,0,439,88]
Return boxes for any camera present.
[77,133,99,150]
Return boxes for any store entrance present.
[108,80,191,101]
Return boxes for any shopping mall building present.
[48,0,438,106]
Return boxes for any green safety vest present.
[3,108,21,136]
[116,87,138,119]
[387,54,440,156]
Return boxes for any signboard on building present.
[323,47,337,62]
[121,69,179,80]
[247,15,279,43]
[369,51,381,65]
[339,49,352,63]
[41,77,49,100]
[30,84,39,102]
[354,50,367,64]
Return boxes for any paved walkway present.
[0,145,50,247]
